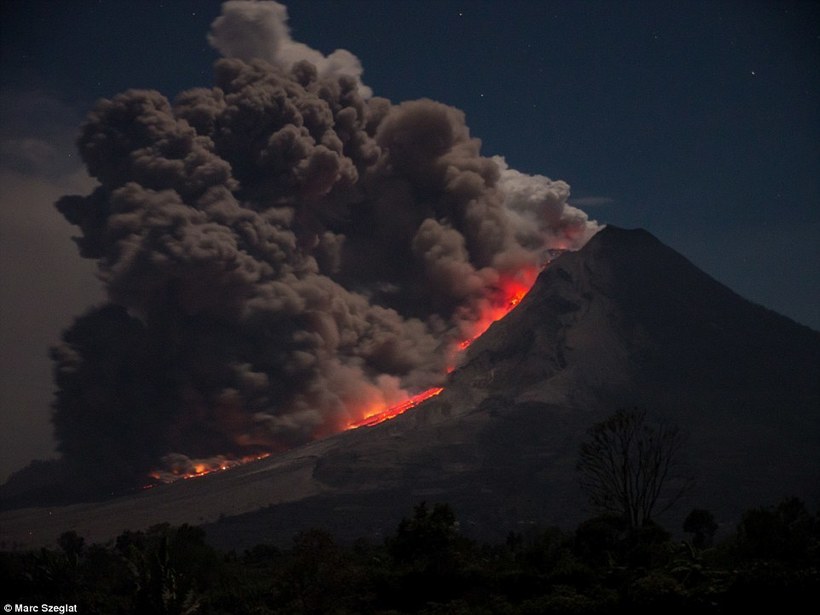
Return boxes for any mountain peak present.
[461,224,820,397]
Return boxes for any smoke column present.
[50,1,599,487]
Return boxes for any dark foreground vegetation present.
[2,497,818,614]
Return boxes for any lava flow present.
[147,264,543,484]
[345,387,445,430]
[146,453,271,486]
[345,264,541,430]
[457,267,538,351]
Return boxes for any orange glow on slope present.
[457,265,539,350]
[346,387,445,429]
[147,261,546,482]
[345,264,542,430]
[146,453,271,485]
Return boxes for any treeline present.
[0,498,820,615]
[1,497,818,614]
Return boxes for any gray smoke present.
[51,1,598,486]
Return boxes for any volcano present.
[2,226,818,548]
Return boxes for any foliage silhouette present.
[683,508,718,549]
[2,497,818,613]
[577,407,691,528]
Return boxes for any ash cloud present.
[49,0,599,488]
[208,0,372,97]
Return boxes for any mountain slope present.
[285,225,820,543]
[2,226,818,549]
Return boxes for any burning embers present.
[146,453,271,485]
[456,266,539,351]
[345,264,542,431]
[147,258,549,485]
[345,387,445,430]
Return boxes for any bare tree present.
[577,407,690,528]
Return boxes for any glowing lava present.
[146,262,545,483]
[346,264,541,430]
[345,387,445,430]
[457,265,539,351]
[146,453,271,485]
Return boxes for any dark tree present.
[57,530,85,561]
[388,502,466,574]
[735,497,817,562]
[284,529,351,615]
[683,508,718,548]
[577,407,690,528]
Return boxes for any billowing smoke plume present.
[51,1,598,488]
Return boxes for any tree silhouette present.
[388,502,466,574]
[683,508,718,548]
[284,529,350,615]
[577,407,690,528]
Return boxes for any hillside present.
[2,226,818,550]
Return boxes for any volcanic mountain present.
[2,226,818,549]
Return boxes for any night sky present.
[1,0,818,481]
